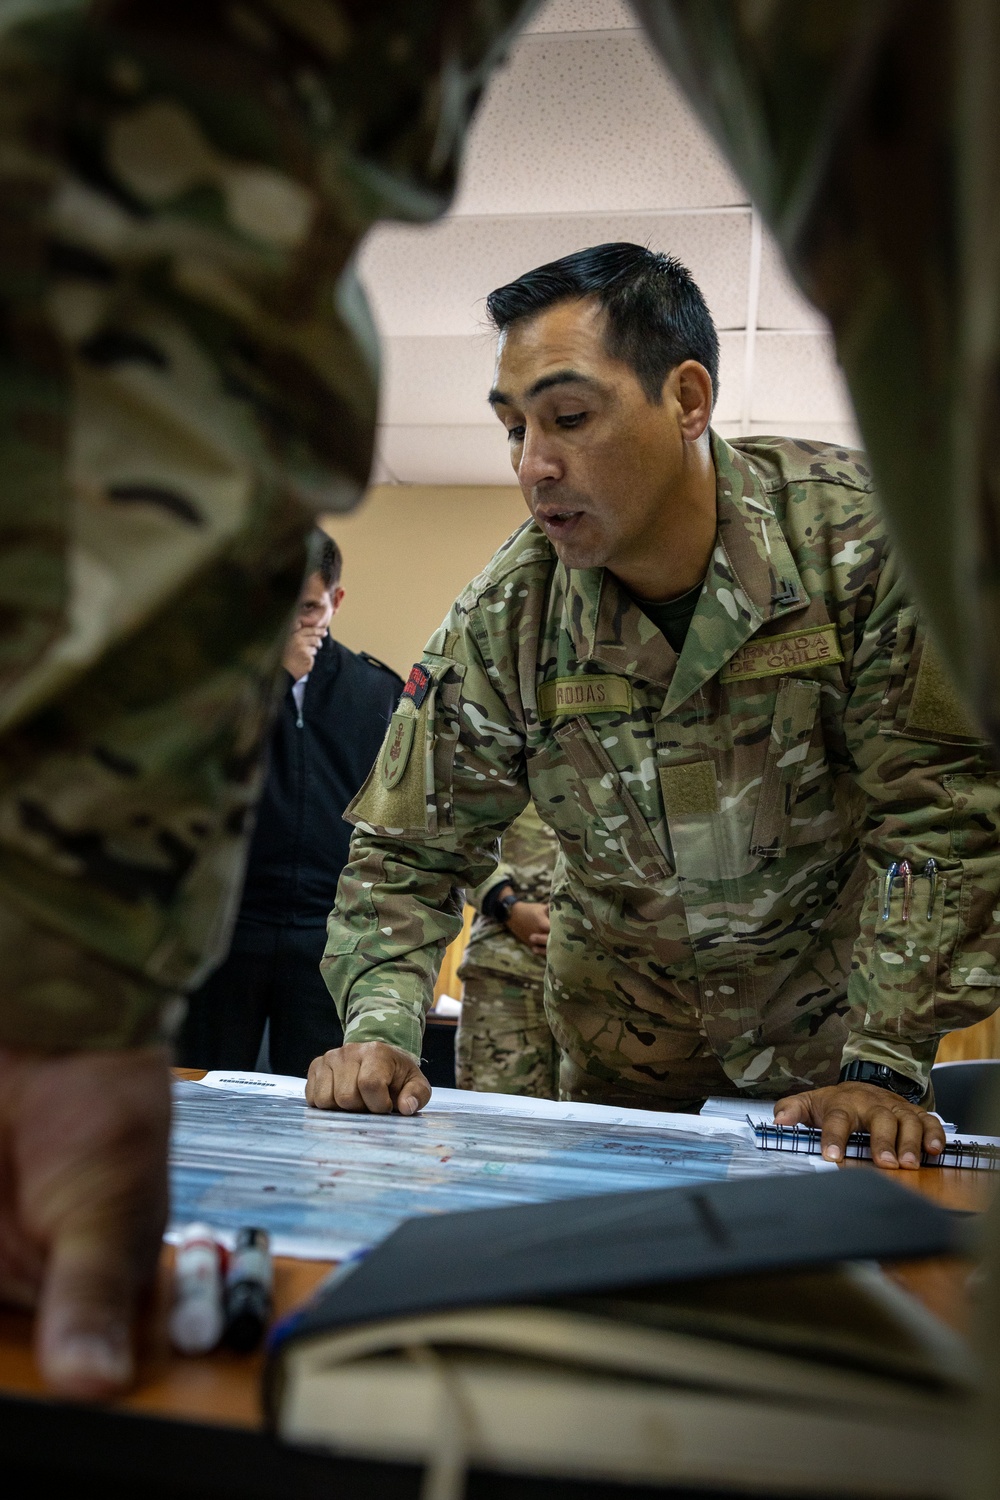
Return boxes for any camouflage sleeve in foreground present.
[0,0,531,1050]
[322,605,532,1060]
[842,556,1000,1084]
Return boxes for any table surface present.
[0,1070,993,1432]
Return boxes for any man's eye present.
[507,425,525,442]
[556,412,587,429]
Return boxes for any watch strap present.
[496,891,521,926]
[839,1059,925,1104]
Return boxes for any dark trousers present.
[177,923,343,1079]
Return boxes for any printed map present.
[169,1078,827,1260]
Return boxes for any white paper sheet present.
[700,1096,778,1128]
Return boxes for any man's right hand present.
[306,1041,432,1115]
[507,900,550,955]
[282,624,326,681]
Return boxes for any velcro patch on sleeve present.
[537,674,632,718]
[402,662,432,709]
[348,706,429,834]
[659,760,720,817]
[720,623,844,683]
[905,641,982,741]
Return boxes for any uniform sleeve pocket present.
[854,861,964,1039]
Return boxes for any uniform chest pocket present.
[550,717,668,887]
[749,677,837,857]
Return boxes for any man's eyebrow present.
[488,369,600,408]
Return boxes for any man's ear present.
[666,360,713,442]
[331,585,345,617]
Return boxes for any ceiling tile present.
[756,234,827,331]
[378,425,516,486]
[524,0,638,32]
[714,331,744,425]
[378,336,498,427]
[750,333,855,425]
[358,210,751,339]
[452,32,746,215]
[379,327,744,435]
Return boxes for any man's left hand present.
[773,1081,946,1169]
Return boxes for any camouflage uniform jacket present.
[324,434,1000,1098]
[0,0,529,1051]
[458,801,558,982]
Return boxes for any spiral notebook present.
[751,1120,1000,1170]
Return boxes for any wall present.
[322,484,529,677]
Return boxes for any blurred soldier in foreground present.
[457,802,559,1098]
[0,0,530,1398]
[179,532,401,1076]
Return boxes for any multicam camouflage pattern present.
[455,972,557,1099]
[0,0,531,1049]
[456,801,558,1097]
[325,433,1000,1104]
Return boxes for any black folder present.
[271,1169,960,1351]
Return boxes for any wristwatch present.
[839,1060,925,1104]
[496,890,521,926]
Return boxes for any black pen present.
[224,1227,273,1352]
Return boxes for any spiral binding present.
[750,1119,1000,1171]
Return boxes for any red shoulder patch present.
[402,662,432,709]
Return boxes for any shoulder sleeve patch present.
[905,641,983,742]
[401,662,432,709]
[347,704,428,834]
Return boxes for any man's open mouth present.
[536,509,584,536]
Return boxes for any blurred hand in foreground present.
[0,1046,170,1398]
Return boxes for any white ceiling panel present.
[524,0,637,33]
[379,327,744,435]
[378,335,498,427]
[452,32,747,216]
[358,209,751,339]
[377,425,517,487]
[757,236,828,332]
[713,331,744,426]
[751,333,855,425]
[357,11,859,487]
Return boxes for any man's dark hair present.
[311,529,342,590]
[485,242,719,405]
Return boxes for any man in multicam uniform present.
[456,801,559,1098]
[310,243,1000,1172]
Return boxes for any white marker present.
[170,1223,225,1355]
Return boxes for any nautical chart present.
[169,1074,829,1260]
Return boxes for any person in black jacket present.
[179,533,403,1076]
